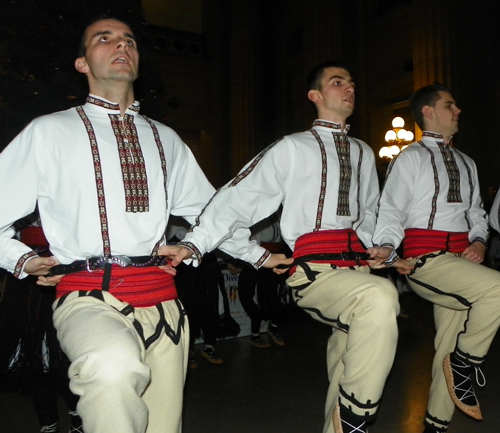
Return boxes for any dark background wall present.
[1,0,498,199]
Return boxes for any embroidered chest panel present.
[417,139,474,230]
[311,129,363,230]
[76,106,168,256]
[109,113,149,213]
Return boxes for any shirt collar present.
[422,131,453,145]
[312,119,350,134]
[85,94,140,114]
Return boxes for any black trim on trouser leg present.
[132,299,186,349]
[54,291,187,349]
[289,266,360,331]
[424,411,450,432]
[407,274,487,364]
[299,262,319,282]
[339,385,379,421]
[291,283,349,330]
[407,257,476,360]
[408,273,472,307]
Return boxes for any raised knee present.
[361,282,400,318]
[70,349,149,391]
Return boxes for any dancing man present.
[370,83,500,432]
[165,61,403,433]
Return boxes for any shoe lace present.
[202,345,219,359]
[40,421,59,433]
[450,358,476,402]
[474,365,486,387]
[68,410,84,433]
[342,419,367,433]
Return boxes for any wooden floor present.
[2,292,500,433]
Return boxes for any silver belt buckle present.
[86,255,132,272]
[110,255,132,267]
[86,256,103,272]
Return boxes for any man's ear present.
[307,89,322,104]
[422,105,433,121]
[75,57,89,74]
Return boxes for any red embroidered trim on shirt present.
[14,251,38,278]
[77,106,112,256]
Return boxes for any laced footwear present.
[443,352,482,420]
[201,345,223,364]
[69,423,84,433]
[332,404,368,433]
[68,410,84,433]
[40,421,59,433]
[267,327,285,346]
[188,350,198,369]
[250,335,270,348]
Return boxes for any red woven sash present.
[402,228,469,258]
[56,266,177,308]
[293,229,368,267]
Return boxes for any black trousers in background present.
[238,266,285,334]
[175,252,220,346]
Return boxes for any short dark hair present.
[306,61,350,91]
[409,83,452,130]
[77,15,134,58]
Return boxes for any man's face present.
[426,91,461,137]
[310,67,355,121]
[75,19,139,85]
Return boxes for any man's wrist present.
[377,243,400,266]
[177,241,202,263]
[472,237,487,246]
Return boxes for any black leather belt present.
[47,255,169,276]
[277,252,371,269]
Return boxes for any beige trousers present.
[53,291,189,433]
[407,252,500,431]
[287,264,400,433]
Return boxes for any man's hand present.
[158,245,194,267]
[461,241,486,263]
[391,258,416,274]
[366,246,393,267]
[24,256,59,276]
[158,262,178,276]
[366,246,416,273]
[22,256,62,286]
[37,274,65,286]
[262,254,294,275]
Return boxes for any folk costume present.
[179,120,400,433]
[373,131,500,432]
[0,95,254,433]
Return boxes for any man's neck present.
[88,83,135,116]
[317,115,347,130]
[424,129,452,145]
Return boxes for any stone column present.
[228,1,260,177]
